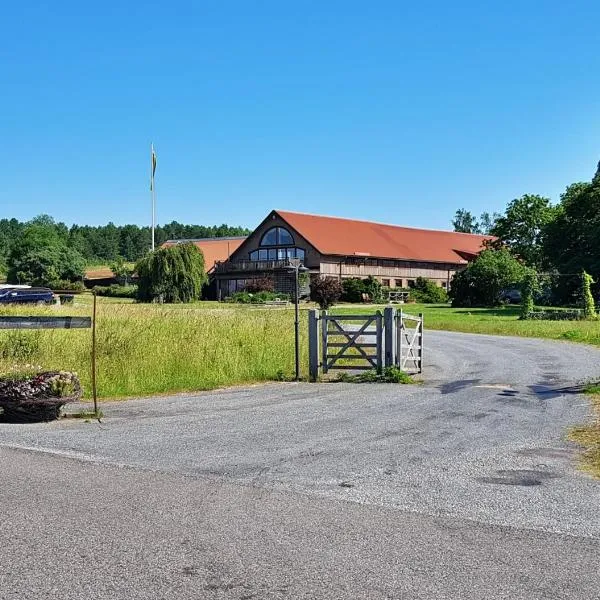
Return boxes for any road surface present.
[1,331,599,599]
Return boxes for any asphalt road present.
[1,331,600,599]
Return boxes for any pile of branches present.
[0,371,81,423]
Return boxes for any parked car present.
[499,288,521,304]
[0,287,56,305]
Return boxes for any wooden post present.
[383,306,395,368]
[321,310,328,374]
[375,310,383,373]
[308,309,319,382]
[91,292,98,416]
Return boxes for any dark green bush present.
[341,278,366,303]
[310,276,342,309]
[450,248,527,307]
[411,277,448,303]
[47,279,86,292]
[244,276,275,293]
[93,284,138,298]
[228,291,290,304]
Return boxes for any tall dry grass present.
[0,299,307,399]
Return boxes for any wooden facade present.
[210,210,485,298]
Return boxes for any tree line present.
[0,216,251,273]
[451,159,600,305]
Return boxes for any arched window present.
[260,227,294,246]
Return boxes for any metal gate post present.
[321,310,329,374]
[375,311,383,373]
[418,313,424,374]
[308,309,320,382]
[397,309,403,369]
[383,306,395,368]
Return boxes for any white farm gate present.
[308,307,423,380]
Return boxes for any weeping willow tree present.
[136,243,206,303]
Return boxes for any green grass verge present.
[569,387,600,478]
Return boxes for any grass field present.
[569,386,600,478]
[1,297,600,400]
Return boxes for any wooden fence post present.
[375,311,383,373]
[383,306,395,368]
[397,309,403,369]
[321,310,328,374]
[308,309,320,382]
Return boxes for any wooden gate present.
[320,312,383,373]
[308,308,423,380]
[396,310,423,374]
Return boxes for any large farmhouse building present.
[170,210,491,299]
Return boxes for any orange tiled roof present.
[162,237,246,272]
[276,210,492,264]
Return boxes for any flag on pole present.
[150,145,157,191]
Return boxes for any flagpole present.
[151,143,156,251]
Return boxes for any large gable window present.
[260,227,294,246]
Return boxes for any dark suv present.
[0,287,56,305]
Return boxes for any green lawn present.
[333,303,600,346]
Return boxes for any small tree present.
[519,270,537,319]
[310,276,342,309]
[581,271,597,319]
[244,276,274,293]
[136,243,206,303]
[110,257,135,285]
[450,248,526,307]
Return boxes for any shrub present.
[519,270,537,320]
[310,276,342,309]
[527,309,584,321]
[582,271,597,319]
[244,276,275,293]
[341,278,366,303]
[450,248,527,307]
[135,243,206,303]
[228,291,290,304]
[363,276,383,303]
[411,277,448,303]
[93,284,138,298]
[47,279,86,292]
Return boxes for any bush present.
[582,271,597,319]
[411,277,448,303]
[244,276,275,293]
[341,278,365,303]
[450,248,527,307]
[93,284,138,298]
[135,243,206,303]
[47,279,86,292]
[363,276,383,303]
[527,309,584,321]
[519,270,537,319]
[228,291,290,304]
[310,276,342,309]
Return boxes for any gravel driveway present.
[1,330,600,599]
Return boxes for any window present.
[260,227,294,246]
[407,279,416,288]
[248,246,306,261]
[441,281,447,289]
[395,279,403,288]
[382,279,390,287]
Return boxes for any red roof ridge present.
[274,209,492,239]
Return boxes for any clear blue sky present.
[2,1,599,230]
